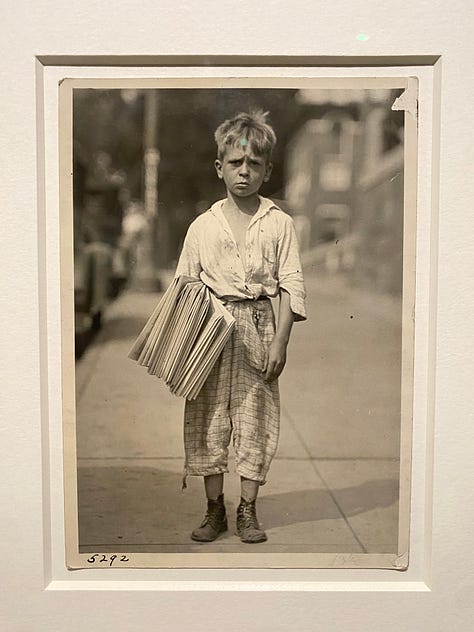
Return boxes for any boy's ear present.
[214,159,223,179]
[263,161,273,182]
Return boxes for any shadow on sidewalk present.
[259,478,398,527]
[78,464,398,549]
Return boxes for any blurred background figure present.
[115,199,148,285]
[73,145,127,356]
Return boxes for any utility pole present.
[134,89,162,292]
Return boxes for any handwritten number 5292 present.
[87,554,130,566]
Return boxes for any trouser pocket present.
[248,302,275,370]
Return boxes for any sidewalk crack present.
[281,403,368,554]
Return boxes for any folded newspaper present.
[128,276,235,400]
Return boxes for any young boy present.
[175,110,306,544]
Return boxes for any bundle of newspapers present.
[128,276,235,400]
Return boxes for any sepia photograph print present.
[61,77,417,569]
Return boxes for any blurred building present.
[285,88,404,295]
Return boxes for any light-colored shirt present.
[175,196,307,321]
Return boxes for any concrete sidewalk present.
[76,272,401,554]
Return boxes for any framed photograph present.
[59,75,416,570]
[3,1,473,630]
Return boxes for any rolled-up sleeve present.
[175,221,203,279]
[277,215,307,321]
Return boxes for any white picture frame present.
[2,1,473,629]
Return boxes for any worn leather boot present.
[191,494,228,542]
[236,497,267,543]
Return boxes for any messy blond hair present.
[214,109,277,162]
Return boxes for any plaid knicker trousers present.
[183,297,280,485]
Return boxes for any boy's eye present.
[229,159,261,167]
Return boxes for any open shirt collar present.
[210,195,278,231]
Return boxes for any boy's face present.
[215,143,273,199]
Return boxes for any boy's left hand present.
[263,337,288,382]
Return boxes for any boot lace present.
[200,500,224,530]
[238,501,259,530]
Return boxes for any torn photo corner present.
[391,76,418,121]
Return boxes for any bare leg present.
[240,477,259,501]
[204,473,224,500]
